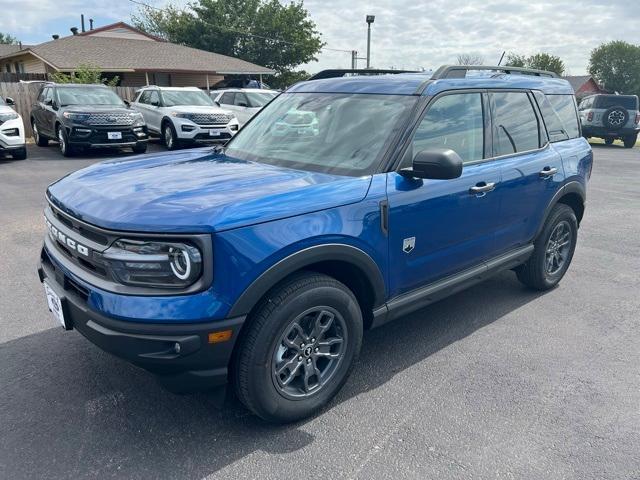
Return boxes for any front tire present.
[623,134,637,149]
[604,137,615,146]
[11,147,27,160]
[162,122,179,150]
[516,204,578,290]
[57,126,74,157]
[132,142,147,154]
[233,272,363,423]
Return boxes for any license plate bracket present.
[108,131,123,140]
[44,282,71,330]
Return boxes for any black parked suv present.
[30,83,148,157]
[579,93,639,148]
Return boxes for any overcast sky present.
[0,0,638,75]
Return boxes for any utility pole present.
[366,15,375,69]
[352,50,357,70]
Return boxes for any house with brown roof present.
[0,22,273,88]
[562,75,607,99]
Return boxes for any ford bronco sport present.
[579,93,639,148]
[38,66,592,423]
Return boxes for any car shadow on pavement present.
[0,270,548,479]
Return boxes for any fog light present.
[2,128,19,136]
[173,342,181,354]
[230,124,238,131]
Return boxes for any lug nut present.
[315,347,319,352]
[307,358,311,364]
[300,343,305,348]
[298,356,303,361]
[311,338,316,342]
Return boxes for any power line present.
[127,0,353,53]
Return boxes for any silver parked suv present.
[132,86,239,150]
[579,93,639,148]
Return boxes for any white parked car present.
[212,89,279,126]
[0,96,26,159]
[131,87,239,150]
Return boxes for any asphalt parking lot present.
[1,143,639,479]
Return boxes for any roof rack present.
[431,65,559,80]
[308,69,420,81]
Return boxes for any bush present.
[51,64,119,86]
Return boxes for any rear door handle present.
[469,182,496,195]
[539,167,558,178]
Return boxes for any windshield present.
[162,90,214,107]
[246,91,277,108]
[57,87,124,107]
[225,93,416,176]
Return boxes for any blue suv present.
[38,66,592,423]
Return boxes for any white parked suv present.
[0,96,26,159]
[212,88,279,126]
[131,87,239,150]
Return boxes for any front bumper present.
[38,246,245,393]
[582,125,640,137]
[172,118,237,143]
[66,123,149,148]
[0,117,26,149]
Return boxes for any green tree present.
[0,32,19,44]
[589,41,640,97]
[505,52,565,75]
[270,69,310,89]
[132,0,324,77]
[51,64,119,87]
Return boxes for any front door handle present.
[469,182,496,195]
[539,167,558,178]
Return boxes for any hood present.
[47,149,372,233]
[164,105,234,116]
[60,104,134,114]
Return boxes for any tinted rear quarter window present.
[594,96,638,110]
[491,92,540,156]
[534,92,580,142]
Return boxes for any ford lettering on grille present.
[45,218,90,257]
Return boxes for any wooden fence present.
[0,82,138,138]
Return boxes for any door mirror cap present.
[123,99,131,107]
[237,102,248,107]
[44,98,54,106]
[400,148,463,180]
[5,97,14,106]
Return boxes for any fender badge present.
[403,237,415,254]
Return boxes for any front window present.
[161,90,214,107]
[225,92,416,176]
[245,91,277,108]
[56,87,124,107]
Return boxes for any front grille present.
[87,113,135,126]
[190,113,233,125]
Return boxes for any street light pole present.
[366,15,375,69]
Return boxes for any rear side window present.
[137,91,150,104]
[534,92,580,142]
[594,96,638,110]
[491,92,540,156]
[412,93,484,163]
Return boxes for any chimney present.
[52,34,59,40]
[89,19,94,30]
[81,14,86,33]
[70,27,78,35]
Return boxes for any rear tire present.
[233,272,363,423]
[11,147,27,160]
[604,137,615,146]
[33,121,48,147]
[516,204,578,291]
[623,134,637,149]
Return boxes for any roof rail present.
[308,69,420,81]
[431,65,559,80]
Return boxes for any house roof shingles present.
[0,44,26,57]
[1,35,273,75]
[563,75,595,92]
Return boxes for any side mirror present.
[44,98,53,107]
[151,101,160,107]
[123,99,131,107]
[5,97,14,106]
[214,101,221,108]
[237,102,248,107]
[400,148,463,180]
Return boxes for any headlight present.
[170,112,193,119]
[0,112,19,125]
[97,239,202,288]
[62,112,90,122]
[131,112,145,127]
